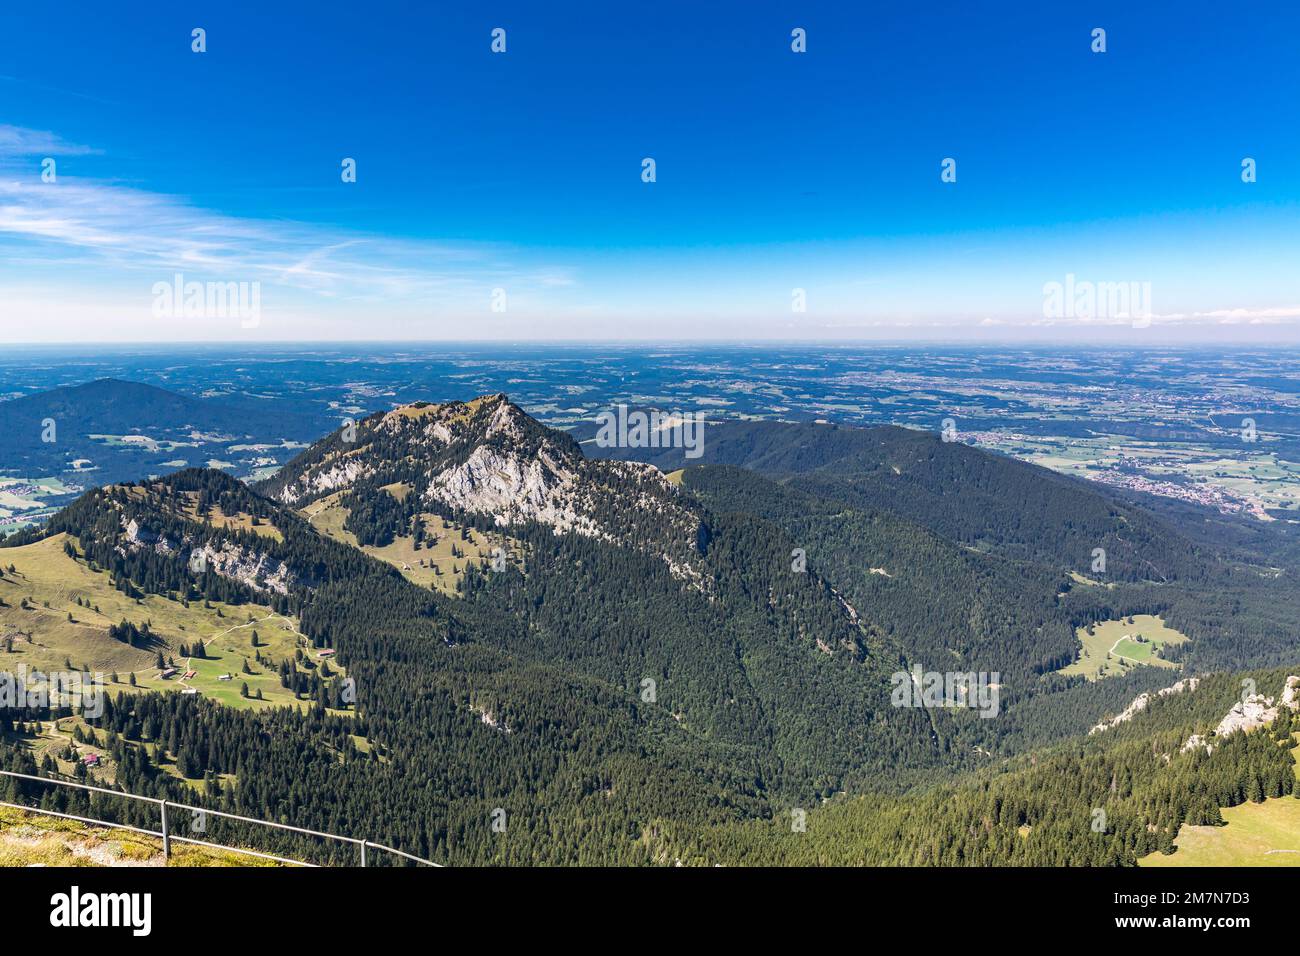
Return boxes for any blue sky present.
[1,0,1298,342]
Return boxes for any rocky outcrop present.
[285,456,369,502]
[423,431,705,583]
[120,515,305,596]
[1089,677,1200,735]
[123,518,177,555]
[186,540,302,596]
[1282,675,1300,710]
[1180,675,1300,754]
[1213,694,1277,735]
[429,443,587,531]
[471,704,513,734]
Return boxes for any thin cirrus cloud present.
[1027,308,1300,328]
[0,123,101,157]
[1148,307,1300,326]
[0,125,578,327]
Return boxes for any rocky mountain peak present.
[263,395,707,582]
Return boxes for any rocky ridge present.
[265,395,708,583]
[120,514,304,596]
[1182,675,1300,754]
[1089,677,1201,735]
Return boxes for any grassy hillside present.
[1140,736,1300,867]
[302,490,516,594]
[0,806,282,867]
[0,533,339,710]
[1058,614,1189,681]
[1140,798,1300,867]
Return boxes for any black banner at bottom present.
[9,864,1284,942]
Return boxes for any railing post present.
[0,770,438,867]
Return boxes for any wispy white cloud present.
[0,124,100,157]
[1147,306,1300,325]
[1031,307,1300,328]
[0,126,579,319]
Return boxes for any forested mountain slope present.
[586,418,1223,582]
[1,468,777,862]
[655,667,1300,866]
[585,414,1299,679]
[1,398,1297,866]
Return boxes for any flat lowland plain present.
[1140,738,1300,867]
[1057,613,1188,681]
[0,476,71,535]
[1010,434,1300,516]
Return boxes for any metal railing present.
[0,770,441,868]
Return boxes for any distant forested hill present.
[0,378,327,490]
[586,419,1219,580]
